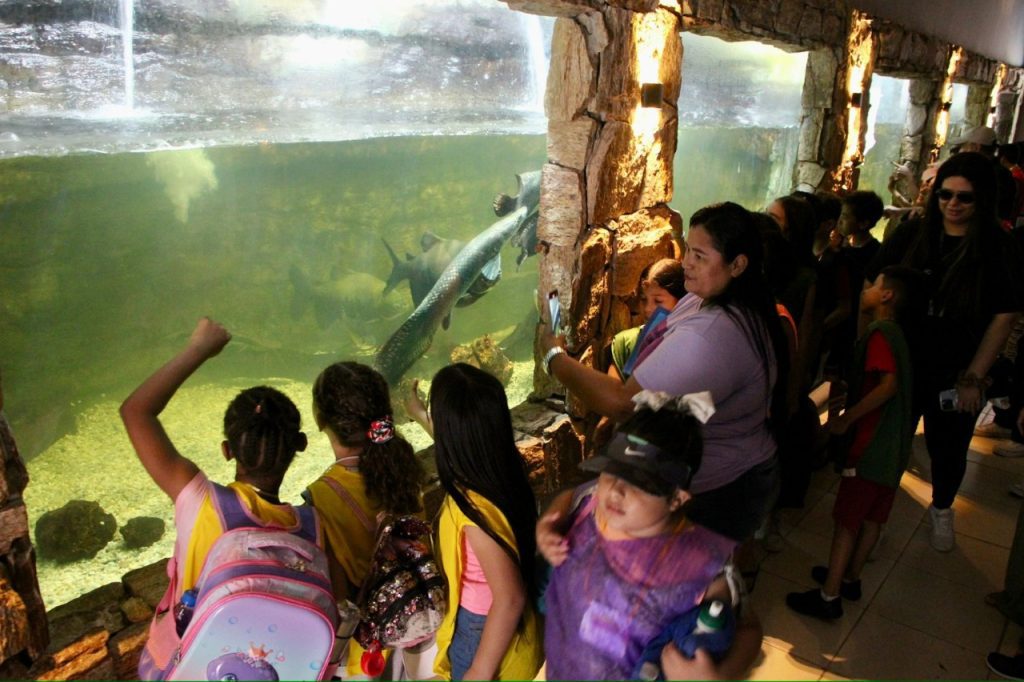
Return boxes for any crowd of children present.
[110,134,1024,681]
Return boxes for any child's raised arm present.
[120,317,231,501]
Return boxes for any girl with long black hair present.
[414,362,543,681]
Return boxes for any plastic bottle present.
[174,589,197,637]
[693,599,726,635]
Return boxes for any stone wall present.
[0,381,48,679]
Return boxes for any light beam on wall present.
[835,11,876,193]
[932,46,964,162]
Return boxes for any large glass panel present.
[1,0,551,608]
[859,75,911,200]
[673,33,807,222]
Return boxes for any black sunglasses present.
[937,189,976,204]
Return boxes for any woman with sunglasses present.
[864,151,1024,553]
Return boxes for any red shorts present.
[832,476,897,533]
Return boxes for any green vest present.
[848,319,914,488]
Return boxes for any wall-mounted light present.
[849,92,862,108]
[640,82,663,108]
[990,106,998,114]
[941,101,952,112]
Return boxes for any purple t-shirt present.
[632,293,777,493]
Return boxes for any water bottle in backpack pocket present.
[139,484,340,681]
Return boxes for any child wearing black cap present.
[537,391,763,680]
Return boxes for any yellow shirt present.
[305,464,385,678]
[433,491,544,681]
[174,473,303,599]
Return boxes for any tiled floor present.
[746,425,1024,680]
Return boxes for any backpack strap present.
[320,476,377,534]
[210,482,317,543]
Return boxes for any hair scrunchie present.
[367,416,395,444]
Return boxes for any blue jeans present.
[448,606,487,681]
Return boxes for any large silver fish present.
[375,206,529,385]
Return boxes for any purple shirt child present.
[544,487,736,680]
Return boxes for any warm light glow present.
[988,63,1008,128]
[631,14,668,138]
[931,46,964,161]
[834,11,875,192]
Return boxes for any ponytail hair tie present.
[367,417,395,444]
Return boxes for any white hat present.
[953,125,997,147]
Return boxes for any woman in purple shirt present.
[541,202,789,542]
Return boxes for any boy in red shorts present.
[786,265,922,619]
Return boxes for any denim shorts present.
[685,456,779,541]
[448,606,487,681]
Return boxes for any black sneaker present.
[811,565,862,601]
[786,588,843,620]
[987,653,1024,680]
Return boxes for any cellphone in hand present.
[938,388,958,412]
[548,290,562,332]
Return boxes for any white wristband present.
[543,346,565,376]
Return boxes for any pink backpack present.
[139,484,340,681]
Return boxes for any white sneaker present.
[995,441,1024,458]
[975,422,1013,439]
[929,505,955,552]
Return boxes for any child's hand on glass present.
[188,317,231,358]
[405,379,432,435]
[536,509,570,566]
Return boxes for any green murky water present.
[1,134,545,608]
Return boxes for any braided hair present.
[223,386,304,479]
[312,362,425,514]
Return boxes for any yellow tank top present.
[433,491,544,681]
[305,464,386,678]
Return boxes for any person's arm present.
[659,576,763,680]
[536,489,574,566]
[404,378,433,436]
[461,526,527,681]
[959,312,1021,413]
[831,371,897,435]
[120,317,230,501]
[539,324,638,421]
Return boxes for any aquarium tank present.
[672,32,807,223]
[0,0,553,608]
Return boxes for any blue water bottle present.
[173,589,197,637]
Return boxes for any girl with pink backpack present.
[122,317,337,681]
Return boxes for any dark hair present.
[752,211,798,300]
[772,195,817,266]
[223,386,304,480]
[843,190,885,228]
[618,403,703,496]
[906,152,1007,320]
[879,265,927,324]
[313,362,425,514]
[429,363,538,599]
[689,202,790,440]
[642,258,686,300]
[998,144,1021,165]
[813,190,842,223]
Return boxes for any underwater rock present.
[450,335,513,385]
[34,500,117,564]
[119,517,166,550]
